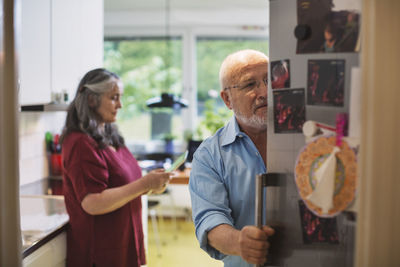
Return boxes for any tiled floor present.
[146,218,223,267]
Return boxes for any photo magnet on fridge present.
[271,59,291,90]
[273,88,306,134]
[307,59,345,106]
[298,200,339,244]
[296,0,361,54]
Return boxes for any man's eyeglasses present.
[224,77,268,92]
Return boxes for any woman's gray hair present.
[60,68,125,148]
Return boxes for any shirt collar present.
[221,116,243,146]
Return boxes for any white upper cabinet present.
[51,0,81,102]
[51,0,104,102]
[19,0,52,105]
[19,0,104,106]
[79,0,104,77]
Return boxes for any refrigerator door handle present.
[255,173,281,228]
[255,173,281,267]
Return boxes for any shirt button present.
[239,135,243,138]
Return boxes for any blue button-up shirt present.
[189,116,266,267]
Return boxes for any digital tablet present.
[166,150,188,172]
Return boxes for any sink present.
[20,195,68,253]
[22,230,43,250]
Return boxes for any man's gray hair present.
[219,49,269,91]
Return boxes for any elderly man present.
[189,49,274,267]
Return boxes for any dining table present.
[169,168,190,185]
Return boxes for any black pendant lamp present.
[146,92,188,108]
[146,0,188,110]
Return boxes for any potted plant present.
[162,132,177,154]
[196,99,233,139]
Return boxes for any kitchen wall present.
[19,112,66,186]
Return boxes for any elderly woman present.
[60,68,170,267]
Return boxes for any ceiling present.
[104,0,268,12]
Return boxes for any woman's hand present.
[143,169,171,194]
[150,184,168,195]
[81,169,171,215]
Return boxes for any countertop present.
[20,178,69,258]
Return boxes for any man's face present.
[221,60,268,131]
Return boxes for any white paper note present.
[307,146,340,214]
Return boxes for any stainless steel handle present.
[255,173,283,267]
[255,174,265,229]
[255,173,267,267]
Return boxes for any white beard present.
[234,108,267,130]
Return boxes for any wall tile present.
[19,133,46,160]
[19,113,65,185]
[19,155,49,186]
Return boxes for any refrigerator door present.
[263,173,355,267]
[266,0,359,266]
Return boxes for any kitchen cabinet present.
[51,0,103,102]
[19,0,103,106]
[23,231,66,267]
[19,0,52,105]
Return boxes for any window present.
[104,37,183,142]
[103,35,269,142]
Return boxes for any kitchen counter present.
[20,192,69,258]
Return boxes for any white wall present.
[104,6,269,34]
[19,113,66,186]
